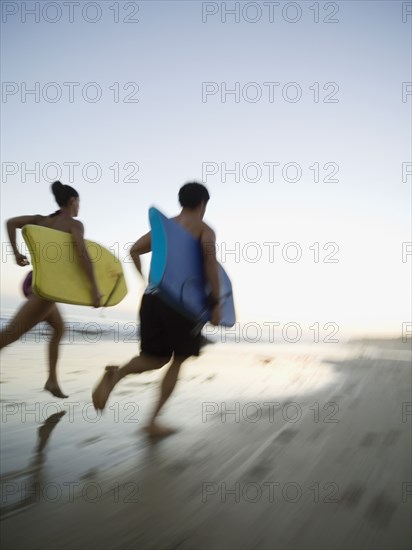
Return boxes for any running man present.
[92,182,220,437]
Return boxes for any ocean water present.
[3,306,407,349]
[0,309,352,347]
[0,310,283,346]
[1,311,140,346]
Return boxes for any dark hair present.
[51,180,79,207]
[50,181,79,216]
[178,182,210,209]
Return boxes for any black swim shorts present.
[139,293,201,358]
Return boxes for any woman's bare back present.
[35,213,80,234]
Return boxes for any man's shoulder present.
[200,222,216,241]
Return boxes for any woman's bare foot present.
[92,366,119,410]
[44,380,68,399]
[37,411,66,452]
[142,423,178,439]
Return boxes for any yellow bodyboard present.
[22,225,127,307]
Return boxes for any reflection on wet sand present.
[0,341,411,549]
[0,411,66,517]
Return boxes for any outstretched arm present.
[6,215,42,266]
[70,221,101,308]
[130,231,151,279]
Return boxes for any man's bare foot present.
[92,366,119,410]
[142,423,178,439]
[44,380,68,399]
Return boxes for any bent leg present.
[145,355,188,437]
[92,352,170,411]
[43,306,67,399]
[0,296,55,349]
[117,352,170,379]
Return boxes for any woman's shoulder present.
[31,214,47,225]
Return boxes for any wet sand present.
[0,339,411,549]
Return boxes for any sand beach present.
[0,334,411,549]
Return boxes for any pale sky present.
[1,1,411,338]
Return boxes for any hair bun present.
[51,180,67,206]
[51,180,79,208]
[52,180,63,193]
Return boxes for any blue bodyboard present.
[149,207,235,327]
